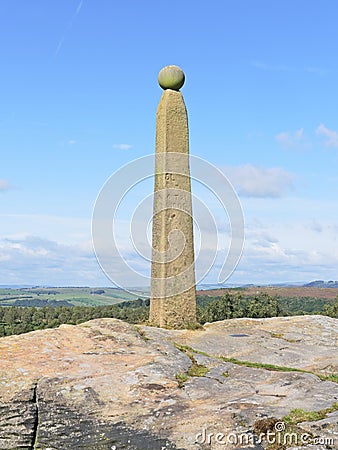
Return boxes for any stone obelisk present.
[150,65,197,328]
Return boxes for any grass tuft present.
[134,326,149,341]
[185,322,204,330]
[174,342,209,387]
[317,373,338,383]
[175,373,189,388]
[187,363,209,377]
[283,402,338,424]
[219,356,307,373]
[173,343,338,383]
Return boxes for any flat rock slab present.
[158,315,338,373]
[0,315,337,449]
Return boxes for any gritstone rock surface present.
[0,316,337,449]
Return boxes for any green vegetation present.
[0,287,146,307]
[175,373,189,388]
[324,298,338,318]
[0,289,337,338]
[196,292,283,324]
[219,356,308,373]
[271,332,284,338]
[174,343,209,387]
[174,344,338,384]
[197,292,338,321]
[184,321,204,330]
[0,303,149,337]
[317,373,338,383]
[174,343,207,357]
[1,286,337,316]
[187,363,209,377]
[134,326,150,341]
[283,402,338,424]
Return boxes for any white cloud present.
[228,215,338,285]
[275,128,305,149]
[222,164,294,198]
[0,179,12,192]
[307,220,323,233]
[1,214,337,287]
[0,213,91,245]
[0,235,107,286]
[0,214,108,285]
[113,143,133,150]
[316,124,338,148]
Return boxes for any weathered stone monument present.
[149,65,197,328]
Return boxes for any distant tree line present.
[0,299,74,307]
[0,303,149,337]
[197,293,282,323]
[0,293,336,338]
[324,299,338,318]
[197,293,338,318]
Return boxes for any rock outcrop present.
[0,315,337,449]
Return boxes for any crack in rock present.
[31,382,39,450]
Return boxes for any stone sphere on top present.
[158,65,185,91]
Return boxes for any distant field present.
[197,286,338,300]
[1,285,337,309]
[0,287,148,307]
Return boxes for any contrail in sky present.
[54,0,84,57]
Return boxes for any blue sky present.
[1,0,338,287]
